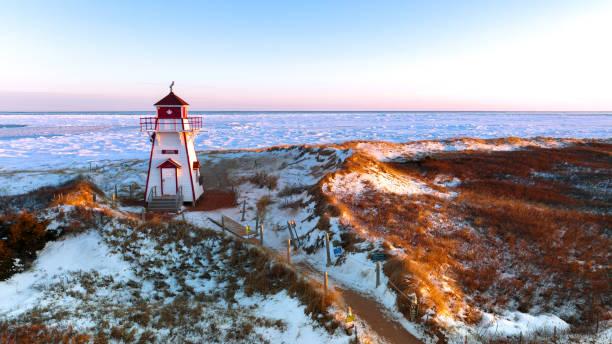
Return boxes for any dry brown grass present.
[248,171,279,190]
[323,141,611,330]
[0,322,91,344]
[0,212,51,280]
[0,177,104,213]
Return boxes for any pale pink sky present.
[1,1,611,111]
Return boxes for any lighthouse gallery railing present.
[140,117,203,132]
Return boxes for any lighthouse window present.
[162,149,178,154]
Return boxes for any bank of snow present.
[353,137,578,162]
[0,230,133,316]
[324,164,446,199]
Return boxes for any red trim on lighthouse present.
[154,91,189,106]
[143,133,156,203]
[157,158,182,168]
[181,120,197,204]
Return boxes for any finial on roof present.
[170,81,175,93]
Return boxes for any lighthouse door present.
[161,168,177,196]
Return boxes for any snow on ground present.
[478,311,569,337]
[354,137,581,162]
[1,112,610,170]
[0,158,147,196]
[324,163,446,198]
[241,291,349,344]
[0,206,353,342]
[0,230,133,317]
[0,171,75,196]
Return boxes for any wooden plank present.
[207,217,244,239]
[222,215,247,235]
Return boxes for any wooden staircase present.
[146,187,183,212]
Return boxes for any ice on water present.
[0,111,610,171]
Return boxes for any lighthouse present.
[141,84,204,210]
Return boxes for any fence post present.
[241,200,246,221]
[255,214,259,233]
[552,326,556,343]
[287,221,297,248]
[323,271,329,307]
[376,262,381,288]
[259,224,264,245]
[129,184,133,199]
[291,220,301,247]
[286,239,292,264]
[93,193,97,203]
[325,232,332,266]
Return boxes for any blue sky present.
[1,0,610,110]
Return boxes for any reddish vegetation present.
[0,177,104,212]
[0,212,50,280]
[325,141,611,331]
[0,323,90,344]
[0,179,107,281]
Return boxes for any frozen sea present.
[0,111,610,171]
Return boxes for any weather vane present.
[170,81,175,93]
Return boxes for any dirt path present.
[297,262,422,344]
[338,287,422,344]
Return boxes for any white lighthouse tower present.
[141,84,204,210]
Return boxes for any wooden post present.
[259,224,264,245]
[552,326,556,343]
[323,271,329,307]
[93,193,97,203]
[241,200,246,221]
[325,232,332,266]
[255,214,259,233]
[287,221,297,249]
[286,239,292,264]
[221,216,225,230]
[291,220,301,247]
[114,184,118,199]
[129,184,133,199]
[375,262,381,288]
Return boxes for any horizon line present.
[1,110,611,113]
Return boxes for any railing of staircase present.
[176,186,183,211]
[147,186,157,203]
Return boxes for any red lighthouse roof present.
[154,91,189,106]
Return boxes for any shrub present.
[248,172,279,190]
